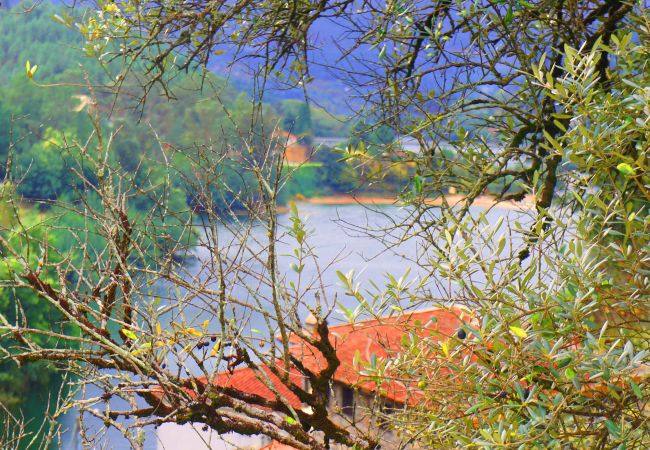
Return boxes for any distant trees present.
[313,146,356,194]
[0,1,648,449]
[0,3,84,84]
[0,102,9,179]
[348,120,395,152]
[281,99,314,143]
[0,182,72,422]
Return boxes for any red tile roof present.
[199,364,304,410]
[200,307,473,408]
[288,307,473,404]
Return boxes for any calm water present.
[64,202,525,449]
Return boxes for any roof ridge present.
[325,305,468,330]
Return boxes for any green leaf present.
[51,14,68,26]
[286,416,297,425]
[509,326,528,338]
[564,367,576,381]
[121,329,137,340]
[616,163,635,176]
[604,419,620,437]
[353,350,361,367]
[496,234,506,255]
[629,379,643,399]
[413,174,422,193]
[505,6,514,25]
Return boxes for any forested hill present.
[0,3,85,84]
[0,1,252,419]
[0,3,357,419]
[1,0,356,116]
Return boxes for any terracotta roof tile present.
[198,364,304,410]
[288,307,472,404]
[199,307,473,407]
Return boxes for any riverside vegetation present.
[0,1,648,449]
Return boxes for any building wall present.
[327,383,402,449]
[157,384,402,449]
[284,143,311,165]
[157,423,271,450]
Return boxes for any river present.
[62,202,526,449]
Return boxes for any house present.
[156,307,474,450]
[272,130,313,165]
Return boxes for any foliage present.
[281,99,314,142]
[313,147,357,194]
[309,103,349,137]
[0,2,272,430]
[348,120,395,153]
[356,21,650,450]
[0,3,85,84]
[0,3,355,210]
[0,184,72,422]
[0,1,648,449]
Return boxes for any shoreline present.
[291,193,533,211]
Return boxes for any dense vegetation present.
[1,0,646,449]
[0,3,412,429]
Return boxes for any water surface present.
[66,202,525,449]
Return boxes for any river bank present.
[291,193,533,210]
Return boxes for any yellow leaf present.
[203,320,209,331]
[441,340,449,357]
[213,49,226,55]
[104,3,119,13]
[210,339,221,356]
[186,327,202,337]
[509,326,528,338]
[156,323,162,335]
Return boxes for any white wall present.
[157,423,271,450]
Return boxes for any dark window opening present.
[341,386,355,417]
